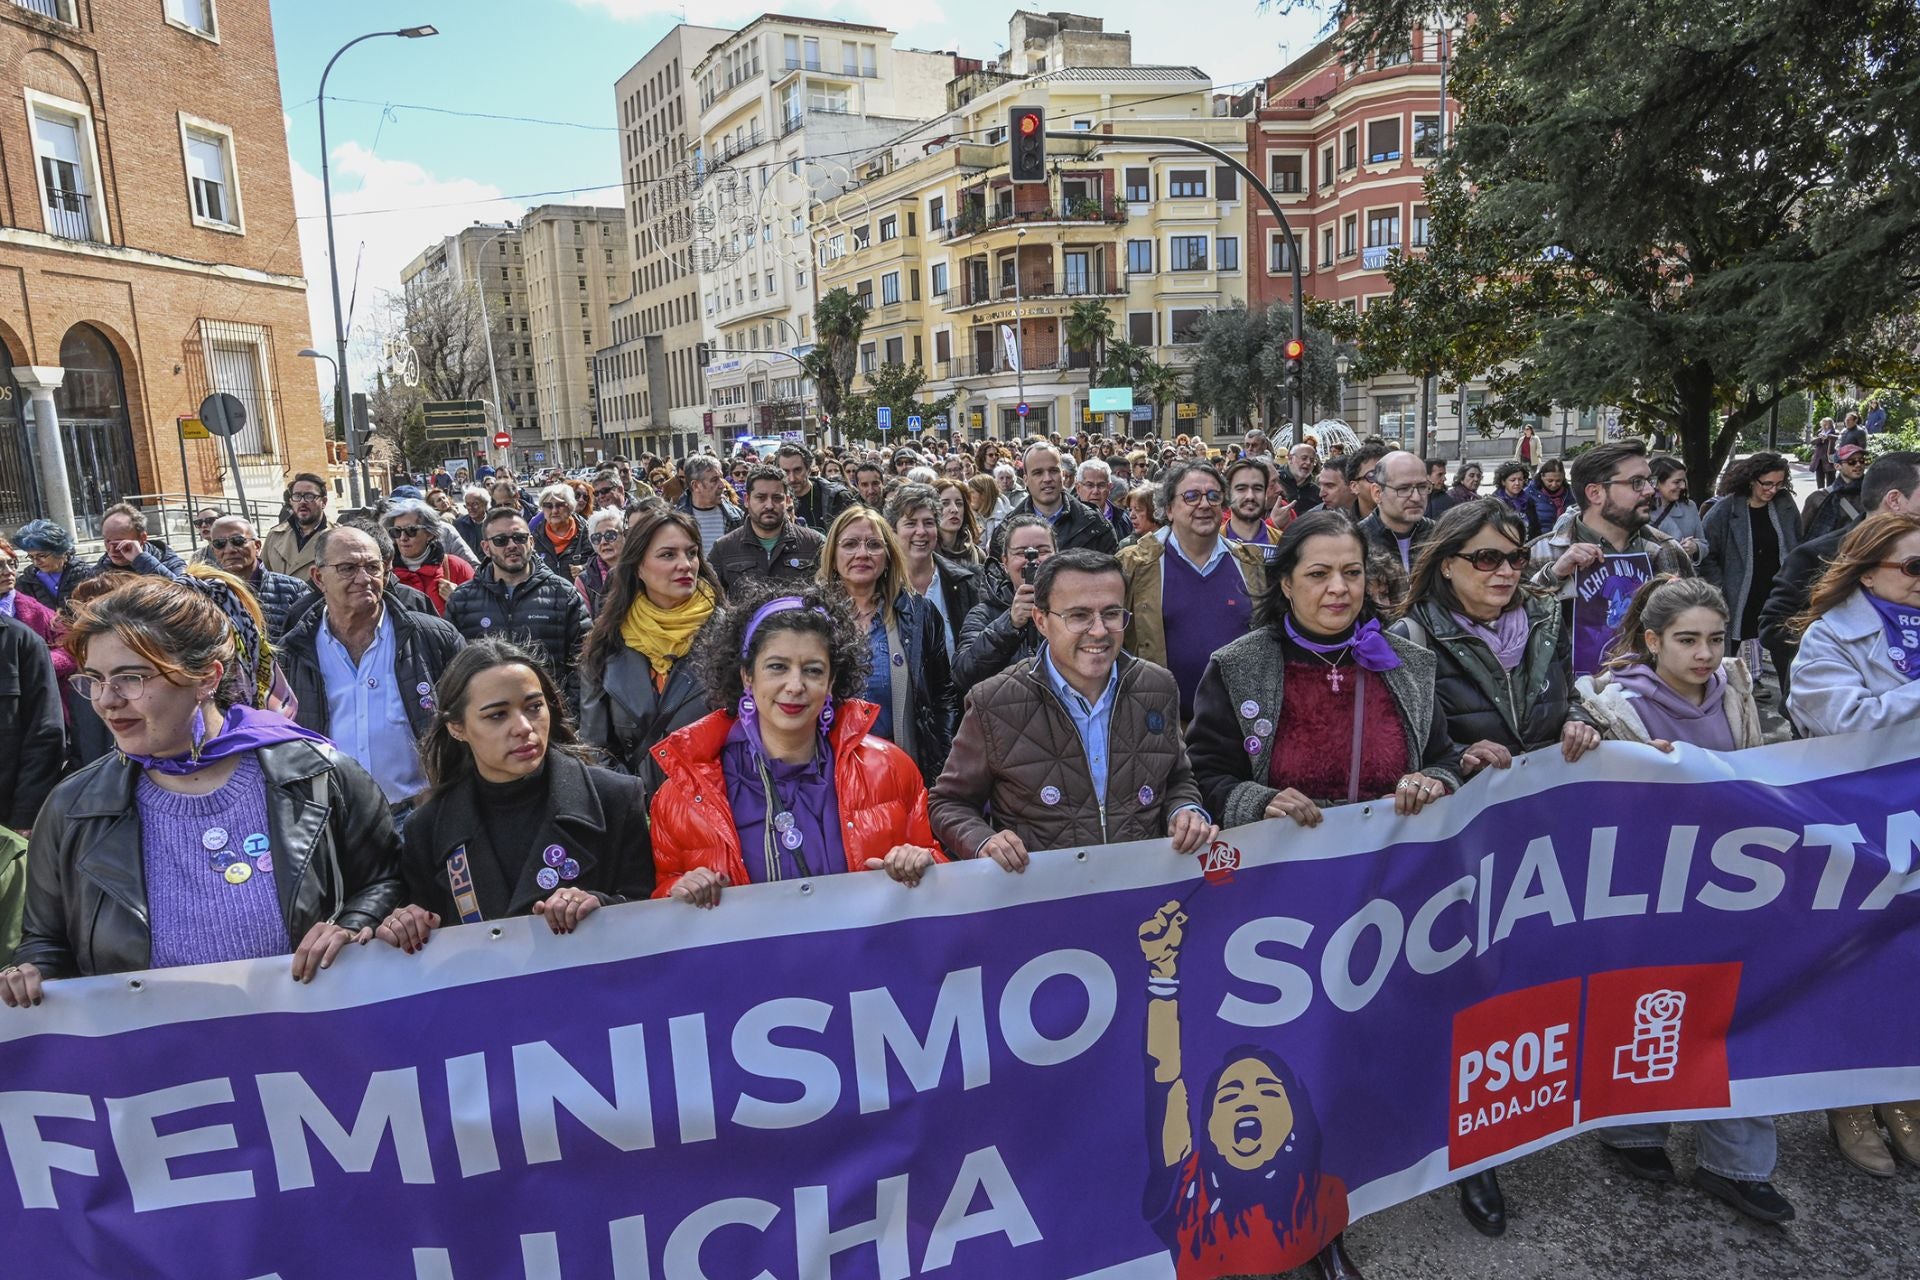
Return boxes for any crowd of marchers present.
[1,419,1916,1280]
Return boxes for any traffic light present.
[695,341,712,369]
[1009,106,1046,183]
[1282,336,1306,394]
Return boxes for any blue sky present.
[272,0,1330,392]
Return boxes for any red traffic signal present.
[1017,110,1041,136]
[1009,105,1047,183]
[1283,338,1306,361]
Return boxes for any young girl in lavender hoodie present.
[1573,575,1788,1224]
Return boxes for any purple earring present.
[738,693,756,721]
[189,705,208,763]
[818,695,835,730]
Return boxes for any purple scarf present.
[1284,617,1403,671]
[1864,591,1920,682]
[1451,607,1531,672]
[126,703,330,776]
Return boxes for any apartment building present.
[0,0,323,538]
[818,12,1253,441]
[1247,26,1611,456]
[398,222,538,447]
[522,204,628,467]
[600,22,729,461]
[688,15,962,442]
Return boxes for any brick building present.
[0,0,323,539]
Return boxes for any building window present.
[1215,167,1239,202]
[1124,167,1151,202]
[879,215,897,241]
[1411,204,1432,247]
[1126,239,1153,274]
[852,225,871,250]
[1320,226,1335,267]
[1367,119,1402,163]
[1127,312,1155,345]
[928,196,945,231]
[164,0,214,36]
[1413,115,1442,159]
[1270,154,1304,193]
[1168,170,1207,198]
[1320,144,1335,187]
[930,262,949,295]
[1169,309,1208,344]
[856,282,873,310]
[1366,210,1401,248]
[881,272,900,305]
[1169,236,1208,271]
[1342,129,1358,170]
[181,120,240,229]
[859,343,875,374]
[1216,236,1240,271]
[934,330,951,363]
[29,94,104,243]
[884,336,903,364]
[1268,233,1297,273]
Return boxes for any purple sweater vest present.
[1161,546,1253,717]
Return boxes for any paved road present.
[1342,1112,1920,1277]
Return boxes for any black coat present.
[1390,596,1586,754]
[580,636,716,792]
[15,739,404,979]
[17,561,85,613]
[927,555,981,658]
[710,522,825,595]
[279,594,466,742]
[884,591,957,786]
[991,493,1119,557]
[444,563,590,710]
[246,566,309,644]
[790,478,855,532]
[1758,526,1846,656]
[953,561,1042,696]
[531,519,594,579]
[400,752,653,922]
[0,615,64,829]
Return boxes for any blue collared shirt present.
[315,606,429,804]
[1158,527,1234,575]
[1039,645,1119,803]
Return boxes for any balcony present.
[945,271,1125,310]
[941,348,1092,380]
[781,112,804,137]
[941,196,1128,242]
[43,189,98,242]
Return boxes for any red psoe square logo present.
[1448,978,1582,1168]
[1579,962,1740,1123]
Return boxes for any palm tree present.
[800,287,869,424]
[1140,359,1186,434]
[1065,299,1115,388]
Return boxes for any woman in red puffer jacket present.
[381,499,474,616]
[648,582,943,906]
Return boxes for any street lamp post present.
[317,24,438,509]
[1012,227,1028,441]
[475,223,514,470]
[1335,354,1351,426]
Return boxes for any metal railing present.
[941,196,1127,241]
[43,189,96,242]
[940,350,1087,379]
[946,272,1123,308]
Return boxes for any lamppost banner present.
[3,728,1916,1279]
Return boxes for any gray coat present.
[1186,626,1463,828]
[1702,492,1801,640]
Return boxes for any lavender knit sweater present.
[137,754,288,968]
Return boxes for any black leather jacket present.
[579,638,716,793]
[16,739,404,979]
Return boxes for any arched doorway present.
[43,323,139,538]
[0,341,38,535]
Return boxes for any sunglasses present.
[594,488,619,499]
[487,532,532,547]
[588,530,623,546]
[1875,557,1920,579]
[390,525,430,538]
[1453,548,1531,571]
[206,535,252,551]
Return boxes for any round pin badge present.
[480,617,494,628]
[561,858,581,880]
[543,845,566,868]
[1040,785,1061,806]
[416,681,432,696]
[781,829,803,850]
[1894,647,1908,662]
[241,833,270,856]
[201,827,229,852]
[1138,785,1155,806]
[1239,699,1260,720]
[1145,711,1166,734]
[773,811,796,833]
[224,862,253,886]
[892,651,906,666]
[1244,735,1262,755]
[253,853,274,873]
[536,867,560,891]
[209,851,239,872]
[1254,718,1273,737]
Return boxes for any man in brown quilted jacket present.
[931,550,1216,870]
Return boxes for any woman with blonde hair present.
[816,505,954,783]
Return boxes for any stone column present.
[10,366,73,534]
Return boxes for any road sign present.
[907,414,923,431]
[493,431,511,449]
[424,398,487,430]
[178,416,210,440]
[197,393,247,438]
[425,428,481,444]
[1017,402,1030,417]
[933,414,949,432]
[877,406,893,430]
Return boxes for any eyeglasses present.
[1377,481,1428,500]
[594,488,619,499]
[1042,606,1131,633]
[1605,476,1655,494]
[319,561,383,581]
[1753,479,1786,493]
[487,532,532,547]
[588,530,623,546]
[389,524,430,539]
[540,501,572,511]
[1874,557,1920,579]
[289,491,326,504]
[206,535,253,551]
[68,672,154,702]
[1179,488,1224,507]
[1452,548,1531,572]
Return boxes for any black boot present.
[1457,1169,1507,1237]
[1316,1232,1365,1280]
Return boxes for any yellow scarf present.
[620,581,717,682]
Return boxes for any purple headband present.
[741,596,828,658]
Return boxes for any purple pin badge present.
[561,858,581,881]
[1138,785,1155,806]
[543,844,566,868]
[1040,785,1061,806]
[1244,735,1262,755]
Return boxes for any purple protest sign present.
[1572,550,1655,674]
[2,727,1918,1279]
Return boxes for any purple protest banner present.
[1572,550,1655,674]
[2,726,1918,1279]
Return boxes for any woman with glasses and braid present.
[1,579,401,1008]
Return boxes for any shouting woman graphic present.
[1139,900,1355,1279]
